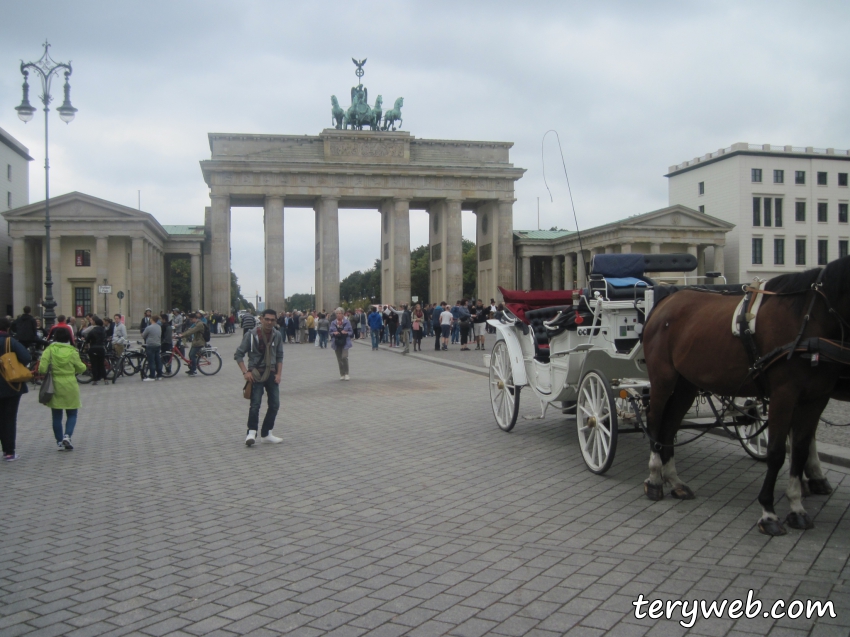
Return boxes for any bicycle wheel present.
[76,358,93,384]
[197,350,222,375]
[161,352,180,378]
[122,354,139,376]
[105,356,118,382]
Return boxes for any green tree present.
[462,239,477,299]
[231,271,255,311]
[410,244,429,304]
[168,258,191,311]
[286,293,314,310]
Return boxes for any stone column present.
[12,238,25,315]
[650,242,662,254]
[604,246,615,254]
[49,236,62,314]
[551,256,561,290]
[620,243,632,253]
[315,197,340,312]
[210,195,231,313]
[264,196,285,313]
[96,235,109,316]
[191,253,202,314]
[564,254,574,290]
[713,244,725,274]
[521,256,531,290]
[496,200,515,297]
[445,199,463,304]
[392,198,411,305]
[576,251,588,288]
[131,237,145,324]
[697,245,706,277]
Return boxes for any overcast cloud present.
[2,1,849,300]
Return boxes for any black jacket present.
[139,316,152,334]
[85,326,106,350]
[12,314,37,342]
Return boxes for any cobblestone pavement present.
[2,335,850,636]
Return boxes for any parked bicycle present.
[140,339,223,378]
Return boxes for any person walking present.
[235,309,284,446]
[433,302,444,350]
[0,317,30,461]
[368,307,382,350]
[39,327,86,451]
[440,302,453,351]
[85,317,108,384]
[306,311,316,343]
[330,308,353,380]
[351,309,362,340]
[141,315,163,381]
[458,300,472,351]
[400,304,412,354]
[316,312,330,349]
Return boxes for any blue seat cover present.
[591,253,645,278]
[605,277,647,288]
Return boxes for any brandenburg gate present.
[199,129,525,312]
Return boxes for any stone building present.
[514,205,733,290]
[667,142,850,284]
[0,126,32,316]
[3,192,205,321]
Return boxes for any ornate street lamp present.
[15,41,77,328]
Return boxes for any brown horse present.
[641,257,850,536]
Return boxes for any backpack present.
[203,322,211,343]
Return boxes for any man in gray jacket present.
[234,308,284,446]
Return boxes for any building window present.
[698,181,704,195]
[796,201,806,222]
[818,239,829,265]
[775,199,783,227]
[431,243,442,262]
[764,198,772,227]
[5,192,9,209]
[840,203,848,223]
[752,238,763,265]
[75,249,91,267]
[796,171,806,185]
[840,173,848,187]
[818,202,828,222]
[383,242,389,260]
[752,197,761,226]
[774,169,784,184]
[774,238,785,265]
[698,205,705,214]
[74,287,92,317]
[796,239,807,265]
[6,246,10,265]
[6,165,9,181]
[752,168,763,183]
[817,172,828,186]
[840,240,849,259]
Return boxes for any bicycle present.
[141,339,223,378]
[118,341,147,378]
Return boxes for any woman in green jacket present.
[40,328,87,450]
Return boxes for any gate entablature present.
[200,129,525,311]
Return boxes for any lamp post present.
[14,41,77,329]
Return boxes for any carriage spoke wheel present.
[734,400,769,461]
[489,340,521,432]
[576,370,618,474]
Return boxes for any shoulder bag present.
[38,359,54,405]
[0,337,33,390]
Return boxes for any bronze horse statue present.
[641,257,850,536]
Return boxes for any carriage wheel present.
[576,370,618,474]
[734,399,769,461]
[489,340,521,432]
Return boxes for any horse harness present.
[738,268,850,392]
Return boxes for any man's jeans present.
[318,331,328,348]
[145,345,162,378]
[371,330,380,349]
[247,374,280,435]
[188,345,203,372]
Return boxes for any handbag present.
[0,337,33,390]
[243,379,252,399]
[38,360,54,405]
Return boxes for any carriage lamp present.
[57,73,77,123]
[14,74,36,122]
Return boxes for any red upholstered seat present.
[500,287,580,325]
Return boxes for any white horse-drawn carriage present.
[487,252,769,474]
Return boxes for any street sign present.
[412,296,419,302]
[116,290,124,300]
[98,285,112,294]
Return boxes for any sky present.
[3,1,850,300]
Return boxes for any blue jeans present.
[188,345,203,372]
[371,330,380,349]
[145,345,162,378]
[52,409,78,442]
[394,326,401,346]
[318,330,328,348]
[247,374,280,435]
[451,323,460,343]
[381,327,388,343]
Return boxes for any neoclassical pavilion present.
[514,205,734,290]
[3,192,205,320]
[200,129,526,312]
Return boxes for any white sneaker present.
[344,374,350,381]
[245,430,257,447]
[62,435,73,450]
[340,376,345,380]
[142,378,156,382]
[261,433,283,444]
[57,441,64,451]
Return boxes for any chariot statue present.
[329,59,405,131]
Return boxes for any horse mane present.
[764,255,850,314]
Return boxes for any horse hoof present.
[644,481,664,501]
[757,518,787,536]
[785,511,814,530]
[808,478,833,495]
[670,485,695,500]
